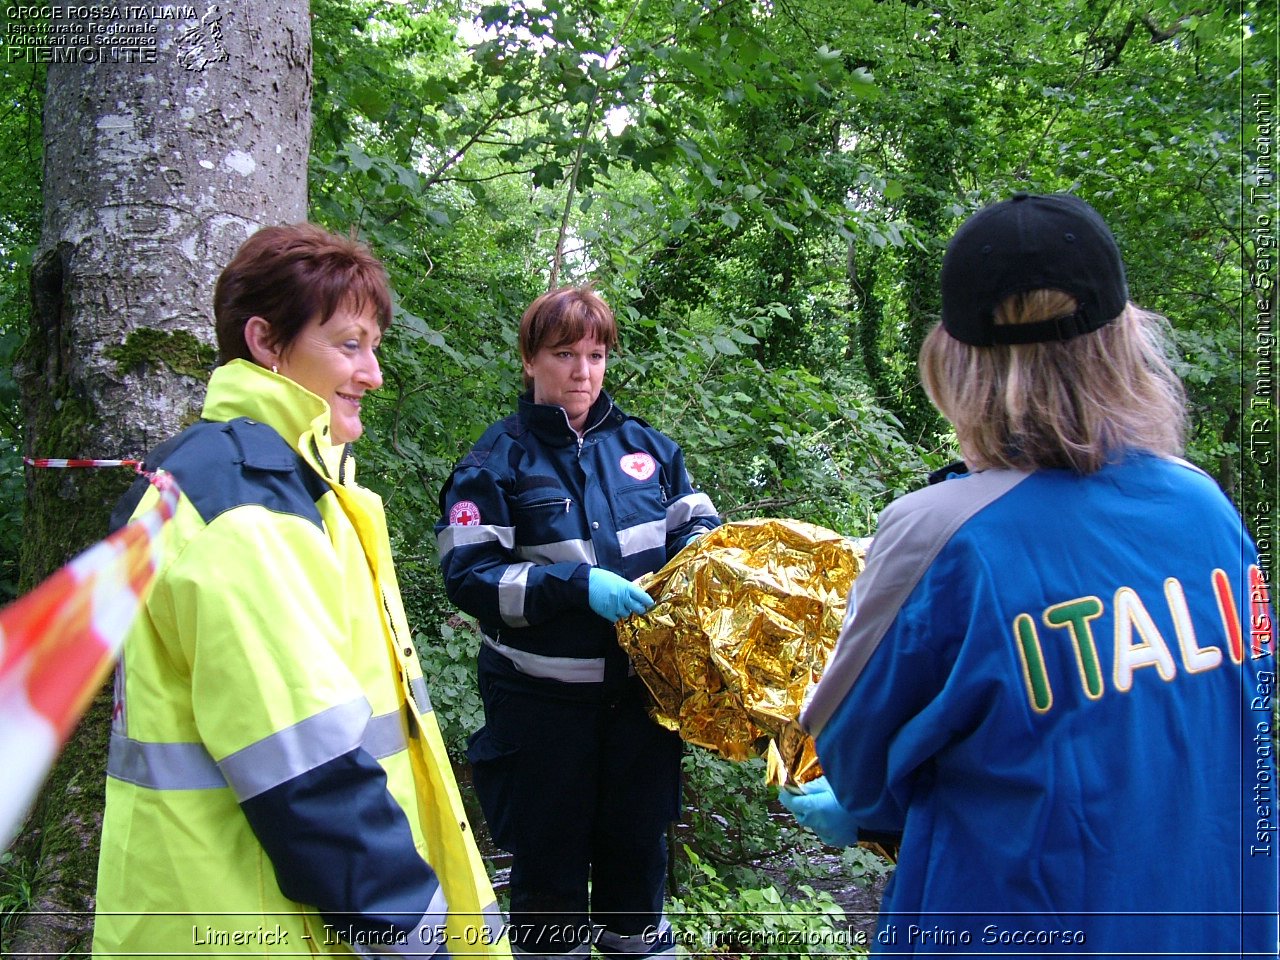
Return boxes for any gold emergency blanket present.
[616,518,866,788]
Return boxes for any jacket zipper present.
[383,588,421,740]
[572,400,614,458]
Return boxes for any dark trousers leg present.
[469,658,598,957]
[468,660,680,958]
[590,680,682,956]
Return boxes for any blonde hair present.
[918,290,1187,474]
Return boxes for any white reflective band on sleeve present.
[219,697,370,801]
[482,900,505,939]
[515,537,598,566]
[666,492,716,526]
[409,676,433,715]
[483,634,606,683]
[617,517,666,558]
[498,562,533,628]
[107,736,226,790]
[362,709,410,760]
[106,704,410,792]
[436,523,516,559]
[351,886,451,958]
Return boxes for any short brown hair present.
[918,290,1187,474]
[518,287,619,390]
[213,223,392,364]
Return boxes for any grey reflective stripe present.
[498,562,533,628]
[107,701,409,792]
[617,517,666,558]
[515,537,597,566]
[483,633,605,683]
[220,697,370,800]
[436,523,516,559]
[482,900,505,940]
[667,492,717,527]
[352,886,449,958]
[409,676,433,715]
[363,709,408,760]
[107,735,225,790]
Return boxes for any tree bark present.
[9,4,311,955]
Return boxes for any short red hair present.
[214,223,392,364]
[518,287,619,390]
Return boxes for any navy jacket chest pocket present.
[613,480,666,526]
[515,490,574,513]
[511,478,581,549]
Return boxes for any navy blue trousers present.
[467,645,682,953]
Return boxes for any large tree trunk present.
[9,5,311,954]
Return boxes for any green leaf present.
[711,335,741,355]
[532,162,564,187]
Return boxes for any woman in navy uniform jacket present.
[786,194,1278,957]
[436,287,720,959]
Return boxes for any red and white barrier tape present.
[23,458,143,469]
[1,460,178,847]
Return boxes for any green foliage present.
[0,0,1263,944]
[413,618,485,758]
[669,848,868,958]
[299,0,1262,554]
[0,58,42,601]
[0,848,37,944]
[0,442,23,601]
[680,753,783,872]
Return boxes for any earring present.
[271,364,279,374]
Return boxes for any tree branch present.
[548,0,644,289]
[722,495,816,517]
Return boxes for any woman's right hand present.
[587,568,654,622]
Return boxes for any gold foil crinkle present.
[616,517,865,789]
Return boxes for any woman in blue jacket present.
[786,193,1277,957]
[436,287,720,959]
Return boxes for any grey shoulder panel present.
[802,469,1031,735]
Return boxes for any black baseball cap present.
[939,192,1129,346]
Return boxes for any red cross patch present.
[449,500,482,526]
[620,452,657,481]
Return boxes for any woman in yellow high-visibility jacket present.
[93,224,508,958]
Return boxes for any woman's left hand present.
[778,776,861,847]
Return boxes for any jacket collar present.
[518,389,616,445]
[201,359,349,480]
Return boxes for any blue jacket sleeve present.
[658,442,721,560]
[241,748,447,940]
[436,459,591,629]
[816,603,943,833]
[814,535,995,834]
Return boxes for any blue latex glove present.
[588,568,654,622]
[683,531,705,549]
[777,776,860,847]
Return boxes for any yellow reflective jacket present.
[93,360,507,958]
